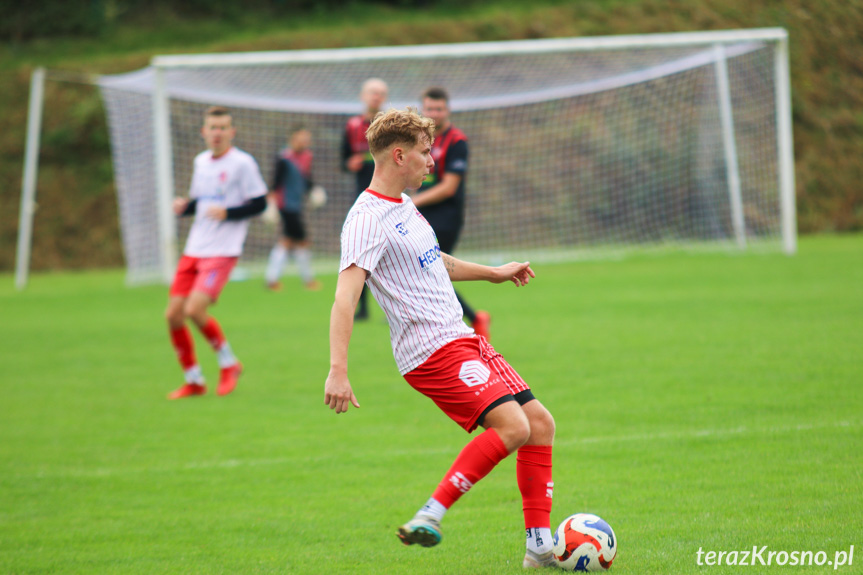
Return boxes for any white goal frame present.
[16,28,796,289]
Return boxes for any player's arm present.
[411,172,461,208]
[325,264,365,414]
[441,253,535,287]
[174,197,197,217]
[271,156,287,193]
[342,129,364,173]
[207,195,267,221]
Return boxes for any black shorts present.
[279,209,306,241]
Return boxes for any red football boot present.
[168,383,206,400]
[217,363,243,396]
[472,311,491,341]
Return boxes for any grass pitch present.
[1,235,861,574]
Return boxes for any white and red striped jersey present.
[340,189,474,374]
[184,147,267,257]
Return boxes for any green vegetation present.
[1,234,861,573]
[1,0,861,271]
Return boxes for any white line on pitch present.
[19,420,859,480]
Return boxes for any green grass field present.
[1,235,861,574]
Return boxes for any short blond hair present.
[365,108,435,157]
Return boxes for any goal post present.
[51,28,798,286]
[15,67,45,290]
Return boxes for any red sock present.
[199,318,225,351]
[517,445,554,529]
[169,326,197,369]
[431,429,510,509]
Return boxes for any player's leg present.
[186,257,242,396]
[478,337,556,567]
[398,338,526,547]
[165,257,206,399]
[516,396,556,568]
[287,213,321,291]
[265,210,293,290]
[398,400,528,547]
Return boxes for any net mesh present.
[99,38,783,284]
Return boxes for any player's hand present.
[205,206,228,221]
[346,154,365,172]
[172,197,189,215]
[492,261,535,287]
[324,371,360,414]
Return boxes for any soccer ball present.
[552,513,617,571]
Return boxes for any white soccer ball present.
[552,513,617,571]
[308,185,327,209]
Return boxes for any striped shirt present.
[340,189,474,374]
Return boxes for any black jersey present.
[418,125,468,237]
[342,114,376,196]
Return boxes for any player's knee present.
[165,302,185,326]
[183,300,207,322]
[499,416,531,451]
[530,407,555,444]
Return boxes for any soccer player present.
[265,127,322,292]
[412,87,491,339]
[341,77,388,320]
[165,106,268,399]
[325,108,557,568]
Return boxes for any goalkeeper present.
[264,127,323,292]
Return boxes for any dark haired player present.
[411,87,491,339]
[265,128,322,291]
[165,106,267,399]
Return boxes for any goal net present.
[96,29,795,285]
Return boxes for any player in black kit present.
[411,87,491,339]
[342,78,388,321]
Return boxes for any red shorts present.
[404,336,531,432]
[169,255,238,302]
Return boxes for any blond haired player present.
[325,108,557,568]
[166,106,267,399]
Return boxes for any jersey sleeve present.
[340,211,387,275]
[445,139,468,175]
[241,156,268,200]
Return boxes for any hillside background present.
[1,0,861,271]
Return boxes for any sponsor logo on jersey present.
[395,222,409,236]
[417,245,441,269]
[448,158,467,171]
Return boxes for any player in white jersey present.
[325,108,557,569]
[165,106,268,400]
